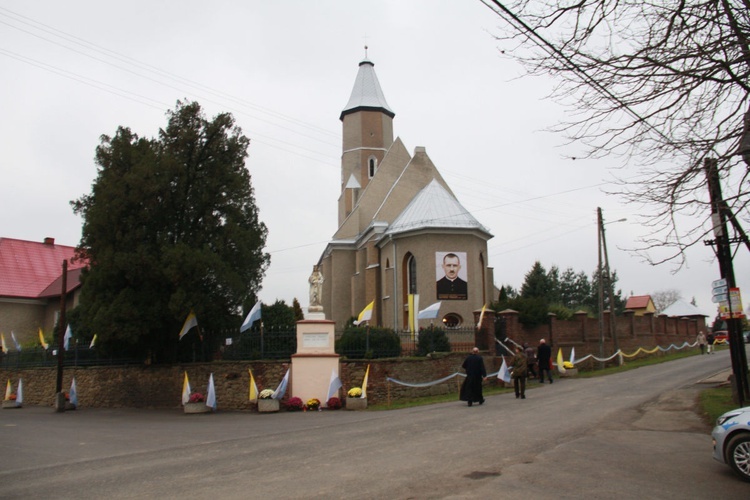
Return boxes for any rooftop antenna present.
[364,44,369,59]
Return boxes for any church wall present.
[378,232,491,330]
[321,249,356,328]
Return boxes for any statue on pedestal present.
[308,265,324,313]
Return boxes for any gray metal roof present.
[385,179,492,236]
[661,299,707,317]
[340,59,395,120]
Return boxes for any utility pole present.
[55,259,68,411]
[704,158,749,406]
[598,207,622,361]
[601,213,619,355]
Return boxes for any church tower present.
[338,58,395,225]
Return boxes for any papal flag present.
[477,304,487,329]
[39,328,49,349]
[206,373,217,410]
[354,301,374,326]
[418,302,442,320]
[178,311,198,340]
[69,377,78,407]
[361,364,370,399]
[327,368,343,402]
[248,369,259,402]
[240,302,262,333]
[4,379,11,400]
[63,324,73,351]
[0,333,7,354]
[408,294,419,334]
[272,369,290,400]
[556,348,567,375]
[11,331,21,351]
[497,357,511,384]
[569,347,576,365]
[89,334,98,349]
[16,379,23,405]
[181,371,191,406]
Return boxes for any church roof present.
[661,299,707,317]
[384,179,492,237]
[340,59,395,120]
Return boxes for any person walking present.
[511,345,528,399]
[537,339,553,384]
[696,331,707,355]
[460,347,487,406]
[707,331,715,354]
[523,342,537,380]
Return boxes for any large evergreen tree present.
[71,101,270,361]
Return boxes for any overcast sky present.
[1,1,747,321]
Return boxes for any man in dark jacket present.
[460,347,487,406]
[537,338,553,384]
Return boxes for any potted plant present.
[305,398,321,411]
[284,397,304,412]
[2,392,19,409]
[257,389,279,413]
[326,397,342,410]
[346,387,367,410]
[184,392,210,414]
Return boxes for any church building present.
[317,57,494,330]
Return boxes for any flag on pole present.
[248,369,259,402]
[408,294,419,335]
[556,348,567,375]
[272,369,290,400]
[477,304,487,329]
[4,379,11,400]
[327,368,343,401]
[178,311,198,340]
[11,332,21,351]
[418,301,442,320]
[206,373,217,410]
[497,357,512,383]
[16,379,22,405]
[0,333,7,354]
[38,328,49,349]
[240,302,262,332]
[361,364,370,399]
[354,301,374,326]
[63,325,73,350]
[569,347,576,365]
[181,372,191,406]
[69,378,78,407]
[89,334,98,349]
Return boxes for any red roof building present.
[624,295,656,316]
[0,237,87,346]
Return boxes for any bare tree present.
[481,0,750,268]
[651,289,683,314]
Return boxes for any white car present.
[712,406,750,481]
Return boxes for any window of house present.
[368,156,377,178]
[442,313,462,328]
[407,254,417,294]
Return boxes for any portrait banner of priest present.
[435,251,467,300]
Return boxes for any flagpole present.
[366,324,370,354]
[260,321,265,358]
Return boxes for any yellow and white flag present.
[4,379,11,400]
[354,301,374,326]
[181,371,191,406]
[408,294,419,336]
[248,369,258,402]
[556,348,567,375]
[89,334,98,349]
[361,364,370,399]
[38,328,49,349]
[178,311,198,340]
[477,304,487,329]
[0,333,7,354]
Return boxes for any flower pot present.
[65,402,77,411]
[559,368,578,377]
[258,399,280,413]
[2,400,20,409]
[346,397,367,410]
[184,402,211,414]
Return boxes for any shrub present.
[415,326,451,356]
[336,326,401,358]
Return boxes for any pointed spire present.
[340,56,395,120]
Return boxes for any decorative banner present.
[206,374,217,410]
[181,372,191,406]
[248,369,258,402]
[361,364,370,399]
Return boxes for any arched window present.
[368,156,377,178]
[407,254,417,294]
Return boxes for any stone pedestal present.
[184,402,211,414]
[292,319,339,407]
[257,399,280,413]
[2,400,20,409]
[346,397,367,410]
[559,368,578,377]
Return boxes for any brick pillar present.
[473,309,496,352]
[498,309,521,344]
[548,313,557,346]
[575,311,588,341]
[623,310,635,337]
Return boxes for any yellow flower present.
[348,387,362,397]
[562,361,575,369]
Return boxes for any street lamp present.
[598,208,627,363]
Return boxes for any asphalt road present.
[1,349,749,499]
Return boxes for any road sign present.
[713,285,728,295]
[712,294,728,304]
[712,278,727,288]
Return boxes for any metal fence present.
[0,346,142,370]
